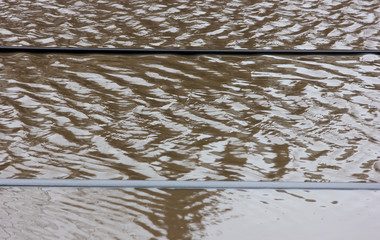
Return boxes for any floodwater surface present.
[0,0,379,239]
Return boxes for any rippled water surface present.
[0,0,380,239]
[1,188,380,239]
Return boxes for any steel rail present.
[0,46,380,55]
[0,179,379,190]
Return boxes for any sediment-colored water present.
[0,0,379,239]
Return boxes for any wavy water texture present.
[0,0,380,239]
[1,54,379,182]
[0,187,226,239]
[0,0,379,49]
[1,188,380,239]
[1,53,380,240]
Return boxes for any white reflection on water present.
[1,188,379,240]
[205,190,380,240]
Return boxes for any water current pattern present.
[0,0,380,239]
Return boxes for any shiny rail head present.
[0,47,380,55]
[0,179,379,190]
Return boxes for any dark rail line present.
[0,46,380,55]
[1,179,380,190]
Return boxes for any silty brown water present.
[0,0,379,239]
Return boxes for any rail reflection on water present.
[1,179,380,190]
[1,46,380,55]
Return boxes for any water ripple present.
[1,54,379,182]
[0,0,379,49]
[0,1,380,238]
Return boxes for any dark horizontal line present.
[1,179,379,190]
[0,47,380,55]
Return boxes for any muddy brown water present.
[0,0,379,239]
